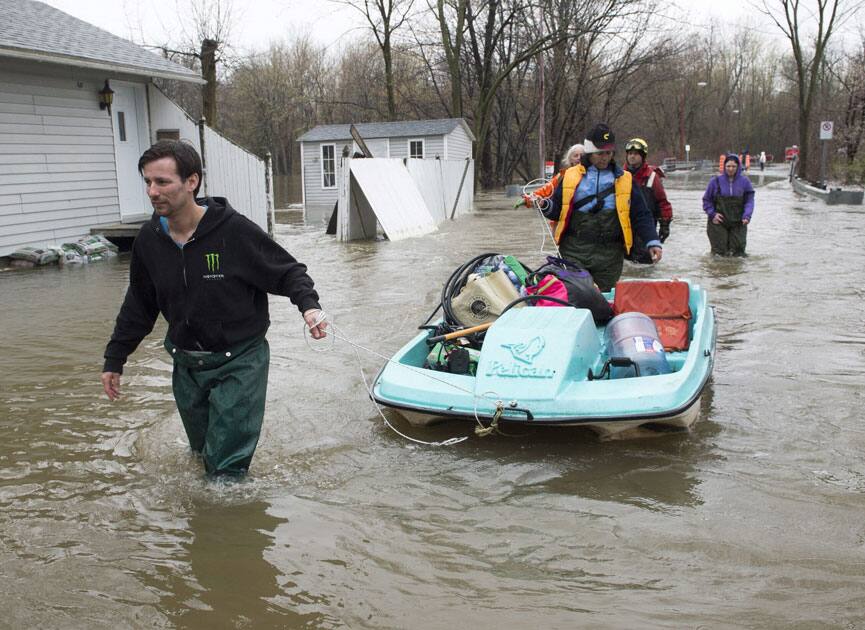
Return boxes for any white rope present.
[302,311,475,446]
[522,178,561,259]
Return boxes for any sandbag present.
[9,246,59,266]
[533,256,613,322]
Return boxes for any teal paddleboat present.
[371,278,716,439]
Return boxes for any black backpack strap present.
[572,184,616,214]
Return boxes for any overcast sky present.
[40,0,792,57]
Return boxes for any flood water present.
[2,168,864,628]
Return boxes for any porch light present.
[98,80,114,114]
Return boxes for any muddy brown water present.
[1,170,864,628]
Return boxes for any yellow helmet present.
[625,138,649,155]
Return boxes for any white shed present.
[0,0,270,258]
[297,118,475,214]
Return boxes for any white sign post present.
[685,144,691,163]
[819,121,833,185]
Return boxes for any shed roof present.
[0,0,204,83]
[298,118,475,143]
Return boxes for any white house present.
[297,118,475,214]
[0,0,270,258]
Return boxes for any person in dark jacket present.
[544,123,662,291]
[101,140,327,476]
[703,153,755,256]
[623,137,673,264]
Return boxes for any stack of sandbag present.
[6,235,119,268]
[8,246,60,268]
[60,234,118,264]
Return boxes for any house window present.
[321,144,336,189]
[409,139,424,159]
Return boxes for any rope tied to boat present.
[474,401,503,438]
[302,311,470,447]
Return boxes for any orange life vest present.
[552,165,634,253]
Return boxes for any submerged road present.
[1,168,864,627]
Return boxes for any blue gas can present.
[604,312,671,378]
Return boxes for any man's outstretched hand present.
[101,372,121,400]
[303,309,328,340]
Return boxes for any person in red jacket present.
[624,138,673,264]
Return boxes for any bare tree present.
[432,0,468,116]
[151,0,236,128]
[331,0,416,119]
[831,37,865,181]
[220,36,334,175]
[761,0,856,181]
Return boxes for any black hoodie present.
[103,197,321,373]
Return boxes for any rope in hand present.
[521,178,561,259]
[302,310,472,446]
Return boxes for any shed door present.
[111,82,150,222]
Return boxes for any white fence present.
[200,125,269,231]
[337,158,437,241]
[404,158,474,223]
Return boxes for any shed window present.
[321,144,336,189]
[409,139,424,159]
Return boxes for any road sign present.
[820,121,833,140]
[544,161,554,177]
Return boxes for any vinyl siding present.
[0,65,119,256]
[388,135,445,159]
[302,141,340,210]
[445,126,473,160]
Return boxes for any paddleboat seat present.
[612,280,691,351]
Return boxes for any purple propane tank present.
[604,312,671,378]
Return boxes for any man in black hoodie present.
[101,140,326,476]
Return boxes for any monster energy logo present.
[205,253,220,272]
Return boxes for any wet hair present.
[138,140,203,196]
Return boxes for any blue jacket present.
[546,161,661,249]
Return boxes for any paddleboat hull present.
[371,279,716,439]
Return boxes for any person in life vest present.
[542,123,662,291]
[703,153,755,256]
[522,143,584,207]
[623,137,673,264]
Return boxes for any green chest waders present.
[707,195,747,256]
[559,208,625,292]
[165,335,269,476]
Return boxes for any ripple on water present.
[2,179,865,626]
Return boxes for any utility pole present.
[537,8,545,181]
